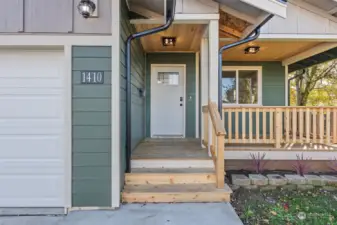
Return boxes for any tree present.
[291,60,337,106]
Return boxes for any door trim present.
[150,64,186,138]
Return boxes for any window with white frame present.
[222,67,262,105]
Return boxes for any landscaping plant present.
[250,152,268,174]
[292,153,311,176]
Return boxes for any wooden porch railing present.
[202,101,226,188]
[222,106,337,147]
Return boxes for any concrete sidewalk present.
[0,203,243,225]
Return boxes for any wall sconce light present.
[162,37,176,46]
[77,0,97,19]
[244,46,260,54]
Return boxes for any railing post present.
[275,108,282,148]
[202,106,209,146]
[216,135,225,188]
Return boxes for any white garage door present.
[0,50,65,207]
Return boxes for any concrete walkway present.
[0,203,243,225]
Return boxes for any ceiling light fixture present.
[244,46,260,54]
[162,37,176,46]
[77,0,96,19]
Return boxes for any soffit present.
[220,41,322,61]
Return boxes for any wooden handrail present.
[202,101,226,189]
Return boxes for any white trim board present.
[225,151,337,160]
[150,64,187,138]
[0,35,113,46]
[111,0,121,208]
[131,159,214,168]
[221,34,337,41]
[195,52,200,138]
[282,42,337,66]
[130,13,219,24]
[222,66,263,106]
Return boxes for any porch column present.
[200,37,209,147]
[208,19,219,102]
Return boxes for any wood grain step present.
[125,173,216,185]
[131,168,214,173]
[122,184,232,203]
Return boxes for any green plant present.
[250,152,268,173]
[292,153,312,176]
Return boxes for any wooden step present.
[122,183,232,203]
[131,168,214,173]
[131,159,214,169]
[125,173,216,185]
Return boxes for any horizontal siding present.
[72,46,112,207]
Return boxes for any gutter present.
[125,0,176,172]
[218,14,274,114]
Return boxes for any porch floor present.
[132,138,209,159]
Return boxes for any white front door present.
[151,65,185,137]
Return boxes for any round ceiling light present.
[77,0,96,19]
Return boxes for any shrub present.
[250,152,268,173]
[292,153,312,176]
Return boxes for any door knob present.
[180,103,183,106]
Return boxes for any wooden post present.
[235,109,239,143]
[313,110,317,143]
[306,108,310,143]
[216,136,225,188]
[256,108,260,143]
[320,108,324,144]
[269,109,274,144]
[299,108,303,143]
[275,108,282,148]
[203,107,209,146]
[292,108,297,143]
[249,108,253,143]
[228,109,232,143]
[242,108,246,143]
[285,108,290,142]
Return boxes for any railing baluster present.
[235,108,239,143]
[320,108,324,144]
[299,108,303,143]
[263,109,266,142]
[285,108,290,143]
[256,108,260,143]
[275,108,282,148]
[292,108,297,143]
[334,109,337,144]
[306,108,310,143]
[203,106,209,146]
[216,136,224,188]
[228,108,232,143]
[249,108,253,143]
[269,108,274,144]
[313,110,317,143]
[242,108,246,143]
[326,108,331,144]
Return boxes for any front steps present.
[122,166,232,203]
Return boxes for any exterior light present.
[162,37,176,46]
[244,46,260,54]
[77,0,96,19]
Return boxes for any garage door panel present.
[0,160,64,175]
[0,78,63,88]
[0,137,62,159]
[0,50,65,208]
[0,176,64,207]
[0,97,63,117]
[0,87,63,95]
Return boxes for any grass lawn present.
[231,187,337,225]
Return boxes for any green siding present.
[146,53,196,138]
[72,46,112,207]
[119,0,146,181]
[222,61,286,135]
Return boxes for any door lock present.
[180,97,183,101]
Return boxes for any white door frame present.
[150,64,186,138]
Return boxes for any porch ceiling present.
[220,40,322,61]
[134,24,206,52]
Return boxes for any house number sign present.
[81,71,104,84]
